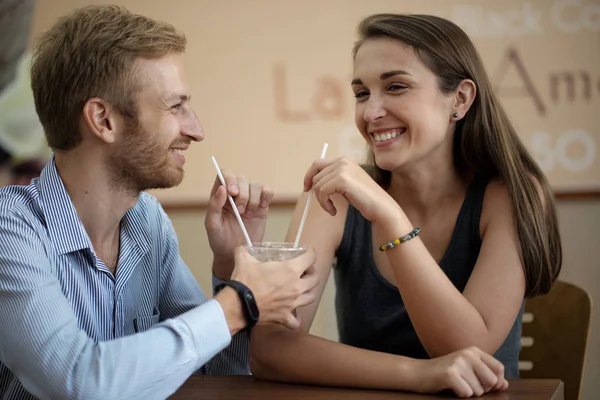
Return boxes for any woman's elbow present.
[249,351,268,379]
[249,342,266,378]
[250,326,294,381]
[249,328,276,379]
[425,335,497,359]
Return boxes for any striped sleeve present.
[155,201,251,375]
[0,210,231,399]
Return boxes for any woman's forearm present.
[250,326,420,391]
[377,213,516,358]
[391,244,490,354]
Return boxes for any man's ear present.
[450,79,476,121]
[82,98,123,144]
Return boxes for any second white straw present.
[211,156,253,248]
[293,143,329,248]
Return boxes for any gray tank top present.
[334,175,523,378]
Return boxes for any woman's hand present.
[413,347,508,398]
[303,157,400,224]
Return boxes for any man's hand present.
[205,170,274,279]
[231,246,319,330]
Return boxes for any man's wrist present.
[214,286,247,336]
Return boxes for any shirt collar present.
[37,156,151,256]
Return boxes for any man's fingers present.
[205,186,227,229]
[295,290,317,309]
[245,182,263,216]
[259,184,274,209]
[280,312,300,330]
[290,247,317,275]
[300,268,320,293]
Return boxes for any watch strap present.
[215,280,259,329]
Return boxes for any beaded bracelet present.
[379,227,421,251]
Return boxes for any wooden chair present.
[519,280,592,400]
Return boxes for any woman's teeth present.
[373,129,404,143]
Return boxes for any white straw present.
[211,156,253,248]
[293,143,329,248]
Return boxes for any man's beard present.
[108,117,186,195]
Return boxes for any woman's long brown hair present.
[354,14,561,297]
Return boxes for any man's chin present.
[142,174,184,192]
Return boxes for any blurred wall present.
[30,0,600,203]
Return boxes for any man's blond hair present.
[30,5,186,151]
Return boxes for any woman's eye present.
[388,84,407,92]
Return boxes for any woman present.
[250,13,562,398]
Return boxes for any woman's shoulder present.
[479,174,546,235]
[479,177,512,235]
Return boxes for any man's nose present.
[181,107,204,142]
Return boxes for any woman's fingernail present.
[244,210,254,218]
[238,204,245,214]
[230,184,238,193]
[260,200,268,208]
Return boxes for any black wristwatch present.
[215,280,260,329]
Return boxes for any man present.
[0,5,318,399]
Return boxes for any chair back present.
[519,280,592,400]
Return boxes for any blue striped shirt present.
[0,159,250,400]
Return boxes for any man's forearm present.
[1,299,232,400]
[203,327,251,375]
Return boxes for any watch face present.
[244,290,260,322]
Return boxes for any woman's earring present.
[452,112,459,118]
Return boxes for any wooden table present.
[169,376,564,399]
